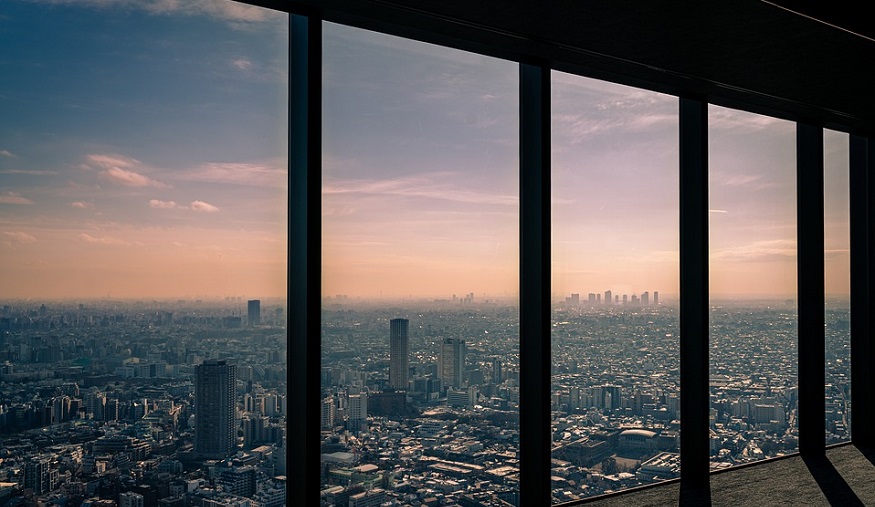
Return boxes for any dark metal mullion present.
[679,97,710,492]
[519,62,551,507]
[290,13,321,505]
[850,135,873,447]
[797,123,825,457]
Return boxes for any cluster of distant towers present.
[388,318,465,392]
[565,290,659,305]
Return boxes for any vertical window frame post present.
[679,97,710,494]
[519,61,551,507]
[850,135,873,447]
[797,123,825,457]
[290,12,322,505]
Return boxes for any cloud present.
[232,58,252,71]
[709,105,791,131]
[86,153,138,169]
[103,167,167,187]
[191,200,220,212]
[0,169,59,176]
[0,192,34,205]
[181,162,286,187]
[4,231,37,244]
[25,0,285,26]
[323,173,517,206]
[71,201,95,209]
[150,199,179,209]
[77,233,129,246]
[0,150,15,158]
[85,153,168,188]
[712,239,796,262]
[710,171,778,191]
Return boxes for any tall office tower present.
[195,360,237,458]
[605,290,612,305]
[247,299,261,326]
[440,338,466,389]
[348,392,368,433]
[623,294,628,304]
[389,318,410,390]
[654,291,659,305]
[119,492,144,507]
[321,396,336,428]
[492,358,503,383]
[641,291,650,305]
[83,391,106,421]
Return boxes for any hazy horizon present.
[1,10,850,301]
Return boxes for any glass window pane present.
[321,22,520,503]
[824,130,850,444]
[709,105,797,467]
[0,0,288,499]
[551,71,679,502]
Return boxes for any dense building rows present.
[320,297,851,505]
[0,300,287,506]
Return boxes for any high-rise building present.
[348,392,368,433]
[492,358,502,383]
[195,360,237,458]
[642,291,650,305]
[24,458,52,494]
[654,291,659,305]
[247,299,261,326]
[605,290,612,305]
[389,318,409,390]
[440,338,466,389]
[119,491,144,507]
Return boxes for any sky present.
[0,9,850,301]
[0,0,288,300]
[322,22,851,301]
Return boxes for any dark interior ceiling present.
[279,0,875,135]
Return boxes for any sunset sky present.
[0,0,288,299]
[322,22,850,301]
[0,7,850,301]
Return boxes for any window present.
[291,7,871,506]
[321,22,520,502]
[709,106,798,465]
[1,0,288,503]
[824,129,850,444]
[551,72,679,501]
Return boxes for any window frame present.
[288,6,875,506]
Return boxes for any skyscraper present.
[389,318,409,390]
[348,392,368,433]
[440,338,466,389]
[247,299,261,326]
[195,359,237,458]
[605,290,612,305]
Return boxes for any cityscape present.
[318,293,851,506]
[0,298,287,506]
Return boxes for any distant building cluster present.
[565,290,660,306]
